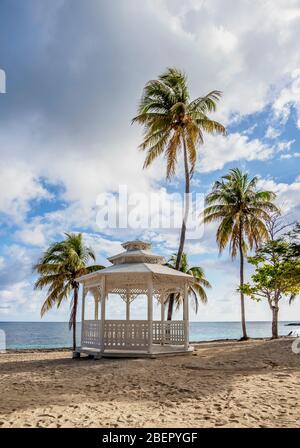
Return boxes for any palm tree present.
[167,253,211,312]
[203,168,278,340]
[34,233,104,351]
[132,67,225,319]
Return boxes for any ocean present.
[0,321,298,350]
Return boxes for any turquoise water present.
[0,321,298,349]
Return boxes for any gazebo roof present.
[76,240,194,284]
[79,262,192,278]
[108,240,165,265]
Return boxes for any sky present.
[0,0,300,324]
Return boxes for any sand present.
[0,338,299,428]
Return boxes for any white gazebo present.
[75,240,194,358]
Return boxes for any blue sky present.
[0,0,300,323]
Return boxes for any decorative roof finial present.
[121,240,152,251]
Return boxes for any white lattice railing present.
[81,320,102,349]
[81,319,186,350]
[104,320,149,349]
[153,321,185,345]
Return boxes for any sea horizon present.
[1,320,299,350]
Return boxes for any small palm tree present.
[132,67,225,319]
[34,233,104,351]
[203,168,278,340]
[167,253,211,312]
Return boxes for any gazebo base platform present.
[74,345,194,359]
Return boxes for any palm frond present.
[165,128,182,178]
[166,252,210,312]
[132,67,225,177]
[188,90,223,113]
[35,233,101,320]
[203,168,277,258]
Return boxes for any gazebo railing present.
[81,320,102,349]
[81,319,186,350]
[152,320,185,345]
[104,320,149,349]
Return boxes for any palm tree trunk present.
[271,305,279,339]
[239,225,248,340]
[72,285,79,351]
[167,136,190,320]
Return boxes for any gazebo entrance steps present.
[75,344,194,359]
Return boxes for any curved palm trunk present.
[239,225,248,340]
[72,285,79,351]
[167,136,190,320]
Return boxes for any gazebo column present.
[100,277,106,354]
[126,290,130,321]
[81,286,86,323]
[74,286,87,357]
[125,290,130,348]
[94,297,99,320]
[161,295,165,346]
[183,281,189,350]
[147,277,153,354]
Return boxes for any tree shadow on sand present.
[0,338,299,427]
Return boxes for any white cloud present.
[15,223,47,247]
[0,164,51,223]
[158,0,300,122]
[272,69,300,127]
[277,139,295,152]
[0,0,299,232]
[0,279,53,319]
[280,152,300,160]
[1,0,300,322]
[242,124,258,136]
[0,244,44,319]
[0,0,300,217]
[0,244,36,288]
[265,126,281,139]
[198,132,273,173]
[257,177,300,217]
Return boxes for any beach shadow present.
[0,338,299,422]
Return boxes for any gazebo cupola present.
[108,240,165,265]
[75,240,194,358]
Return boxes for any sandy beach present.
[0,338,299,428]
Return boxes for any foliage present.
[241,235,300,306]
[167,253,211,313]
[133,67,225,320]
[203,167,278,339]
[34,233,104,349]
[203,168,278,256]
[132,67,226,178]
[285,223,300,258]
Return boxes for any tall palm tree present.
[167,253,211,312]
[203,168,278,340]
[132,67,225,319]
[34,233,104,351]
